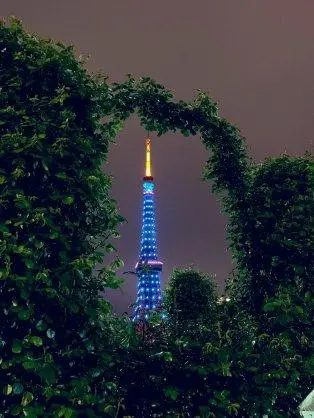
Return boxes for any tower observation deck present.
[133,138,163,320]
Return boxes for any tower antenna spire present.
[145,133,152,178]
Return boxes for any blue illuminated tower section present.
[134,138,163,320]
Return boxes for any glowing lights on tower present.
[145,138,152,177]
[133,137,163,321]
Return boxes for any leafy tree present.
[164,268,218,337]
[228,155,314,311]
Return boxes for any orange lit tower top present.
[133,136,163,321]
[145,138,152,179]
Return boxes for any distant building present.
[133,137,163,321]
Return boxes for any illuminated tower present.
[134,138,163,321]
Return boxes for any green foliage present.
[228,155,314,311]
[0,18,123,416]
[259,288,313,413]
[164,268,218,337]
[1,17,313,418]
[110,76,249,211]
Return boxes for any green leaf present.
[22,360,36,370]
[35,272,49,283]
[163,351,173,362]
[103,405,115,414]
[21,391,34,406]
[105,244,116,253]
[112,258,124,269]
[14,195,30,209]
[18,309,31,320]
[12,340,22,354]
[36,320,47,331]
[56,172,67,180]
[104,275,124,289]
[164,386,179,400]
[3,384,13,395]
[228,403,240,415]
[29,336,43,347]
[62,196,74,205]
[25,259,34,269]
[57,407,74,418]
[105,382,117,392]
[87,175,99,184]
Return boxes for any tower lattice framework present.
[134,138,163,321]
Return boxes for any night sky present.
[2,1,314,313]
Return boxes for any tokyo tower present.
[133,137,163,321]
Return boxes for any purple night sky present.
[2,1,314,312]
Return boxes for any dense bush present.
[120,273,313,417]
[228,155,314,312]
[0,18,125,416]
[164,268,218,337]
